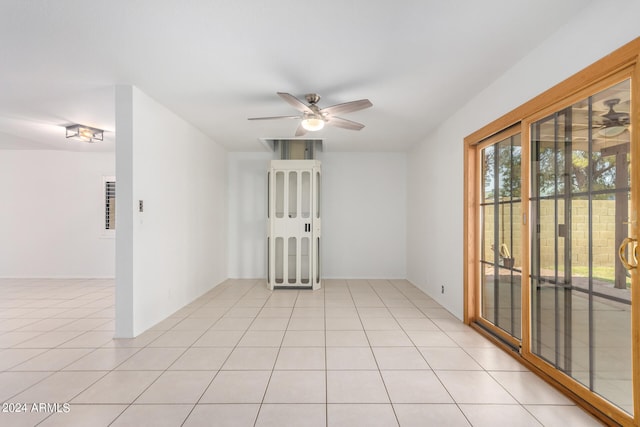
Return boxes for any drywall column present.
[115,85,134,338]
[115,85,228,338]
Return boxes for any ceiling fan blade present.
[294,123,308,137]
[326,116,365,131]
[277,92,314,114]
[248,115,301,120]
[320,99,372,116]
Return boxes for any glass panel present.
[530,79,632,415]
[275,172,284,218]
[288,172,297,218]
[301,171,311,218]
[301,237,310,284]
[479,133,522,339]
[483,145,495,203]
[275,237,283,284]
[288,237,297,284]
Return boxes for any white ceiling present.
[0,0,594,153]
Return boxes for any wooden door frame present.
[464,37,640,426]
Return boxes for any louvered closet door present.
[269,167,314,288]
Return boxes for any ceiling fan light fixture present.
[301,117,325,132]
[65,124,103,143]
[597,125,627,138]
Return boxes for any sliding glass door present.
[529,78,633,415]
[479,130,522,343]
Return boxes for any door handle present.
[618,237,637,270]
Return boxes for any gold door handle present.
[618,237,638,270]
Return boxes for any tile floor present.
[0,278,604,426]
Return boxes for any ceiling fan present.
[248,92,372,136]
[595,98,630,137]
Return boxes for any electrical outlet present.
[441,285,445,294]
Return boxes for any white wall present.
[227,151,406,279]
[322,152,406,278]
[0,150,115,278]
[116,86,227,337]
[227,151,271,278]
[406,1,640,319]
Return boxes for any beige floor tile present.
[210,317,253,331]
[275,347,325,370]
[357,307,393,318]
[0,331,46,348]
[247,317,289,331]
[11,348,92,371]
[381,370,452,404]
[200,370,271,403]
[263,370,326,403]
[183,404,259,427]
[16,318,75,332]
[105,330,163,348]
[325,317,363,331]
[72,370,162,404]
[0,278,619,427]
[524,404,604,427]
[0,348,47,370]
[12,371,105,403]
[0,371,52,402]
[372,347,430,370]
[490,371,575,405]
[13,331,85,348]
[405,330,458,347]
[394,404,471,427]
[146,330,203,347]
[54,318,112,331]
[365,330,413,347]
[64,347,140,371]
[292,307,325,317]
[238,330,285,347]
[431,318,471,332]
[192,330,244,347]
[463,347,528,371]
[135,370,215,403]
[327,370,389,403]
[110,404,193,427]
[446,331,495,348]
[388,307,426,318]
[396,318,439,331]
[225,306,262,317]
[282,330,325,347]
[168,346,232,370]
[148,316,183,331]
[222,346,279,370]
[324,307,358,317]
[37,404,126,427]
[459,404,543,427]
[256,404,326,427]
[361,317,401,331]
[286,317,325,331]
[57,331,115,348]
[327,403,398,427]
[257,307,294,318]
[326,347,378,370]
[418,347,483,370]
[116,347,185,370]
[0,409,51,427]
[325,330,369,347]
[436,371,517,404]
